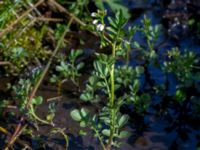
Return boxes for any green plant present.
[50,49,84,86]
[115,65,144,88]
[71,107,130,149]
[94,0,130,18]
[71,10,148,149]
[12,70,53,126]
[0,0,23,28]
[163,48,198,84]
[46,102,56,124]
[134,15,161,61]
[162,48,200,103]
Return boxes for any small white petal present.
[91,12,97,17]
[92,20,98,25]
[96,24,105,31]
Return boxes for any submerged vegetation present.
[0,0,200,149]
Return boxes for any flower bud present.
[92,19,98,25]
[91,12,97,17]
[96,24,105,31]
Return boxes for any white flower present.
[92,19,98,25]
[91,12,97,17]
[96,24,105,31]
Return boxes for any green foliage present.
[94,0,130,18]
[0,0,23,28]
[72,10,150,149]
[163,48,198,83]
[141,15,160,42]
[12,79,32,112]
[134,15,161,60]
[58,0,90,19]
[32,96,43,105]
[124,80,151,114]
[1,23,48,74]
[80,76,100,102]
[115,65,144,88]
[71,106,130,148]
[12,69,53,125]
[80,53,114,102]
[50,49,84,85]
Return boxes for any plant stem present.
[110,42,116,106]
[92,126,106,150]
[107,42,117,149]
[29,105,53,126]
[147,39,154,52]
[103,77,111,99]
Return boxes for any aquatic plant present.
[71,10,150,149]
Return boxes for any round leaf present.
[70,109,82,121]
[118,131,130,138]
[32,96,43,105]
[102,129,110,137]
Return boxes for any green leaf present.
[102,129,110,137]
[175,89,186,102]
[80,93,93,102]
[133,41,141,49]
[80,108,88,118]
[94,0,104,9]
[80,121,86,127]
[79,129,87,136]
[70,109,82,121]
[133,79,140,93]
[118,131,130,138]
[97,81,106,87]
[107,1,130,19]
[118,115,129,128]
[32,96,43,105]
[50,75,58,83]
[77,62,84,70]
[94,61,108,77]
[46,113,55,121]
[135,66,144,75]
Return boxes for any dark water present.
[121,0,200,150]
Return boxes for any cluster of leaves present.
[50,49,84,86]
[0,0,50,75]
[162,48,200,104]
[137,16,160,60]
[71,10,152,149]
[12,68,53,125]
[80,53,114,102]
[71,107,130,148]
[94,0,130,18]
[163,48,199,83]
